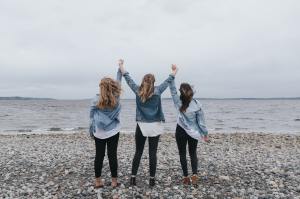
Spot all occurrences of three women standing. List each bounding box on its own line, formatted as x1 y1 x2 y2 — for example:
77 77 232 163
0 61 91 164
89 60 209 188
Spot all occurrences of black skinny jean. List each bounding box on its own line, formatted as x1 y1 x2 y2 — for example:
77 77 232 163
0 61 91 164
176 125 198 177
94 133 119 178
131 124 160 177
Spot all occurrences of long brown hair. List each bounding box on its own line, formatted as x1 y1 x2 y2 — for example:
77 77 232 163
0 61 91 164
138 74 155 103
179 83 194 112
97 77 121 109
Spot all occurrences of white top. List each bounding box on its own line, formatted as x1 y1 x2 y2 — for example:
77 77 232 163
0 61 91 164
138 122 163 137
178 117 201 140
94 124 121 139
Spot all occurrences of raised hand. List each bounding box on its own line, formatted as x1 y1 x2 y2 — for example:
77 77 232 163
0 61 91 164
118 59 125 74
171 64 178 76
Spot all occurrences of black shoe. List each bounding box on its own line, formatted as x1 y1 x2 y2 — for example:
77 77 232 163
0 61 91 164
130 177 136 186
149 178 155 187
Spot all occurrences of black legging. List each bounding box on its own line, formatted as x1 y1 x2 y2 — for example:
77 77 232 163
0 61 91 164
131 124 160 177
176 125 198 177
94 133 119 178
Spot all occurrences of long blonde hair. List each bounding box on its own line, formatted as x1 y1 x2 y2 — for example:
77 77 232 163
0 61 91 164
138 74 155 103
97 77 121 109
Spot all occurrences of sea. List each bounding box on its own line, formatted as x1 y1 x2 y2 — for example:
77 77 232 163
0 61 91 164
0 99 300 134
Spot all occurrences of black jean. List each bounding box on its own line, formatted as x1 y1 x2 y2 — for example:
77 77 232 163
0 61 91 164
176 125 198 177
94 133 119 178
131 124 160 177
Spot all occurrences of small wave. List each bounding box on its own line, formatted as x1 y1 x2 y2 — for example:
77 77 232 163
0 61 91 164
214 128 223 131
18 129 32 132
295 119 300 122
238 117 252 120
238 117 265 121
231 127 249 130
74 127 88 130
0 114 10 117
48 127 87 132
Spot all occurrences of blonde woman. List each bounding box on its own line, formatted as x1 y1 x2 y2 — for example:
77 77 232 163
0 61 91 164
89 59 123 188
119 64 177 187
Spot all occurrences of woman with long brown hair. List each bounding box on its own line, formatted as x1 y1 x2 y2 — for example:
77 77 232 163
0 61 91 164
168 64 209 186
119 63 177 187
89 59 123 188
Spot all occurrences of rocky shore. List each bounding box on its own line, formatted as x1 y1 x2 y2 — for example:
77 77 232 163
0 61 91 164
0 132 299 199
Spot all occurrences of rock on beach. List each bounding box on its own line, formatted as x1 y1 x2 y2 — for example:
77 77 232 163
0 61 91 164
0 132 299 198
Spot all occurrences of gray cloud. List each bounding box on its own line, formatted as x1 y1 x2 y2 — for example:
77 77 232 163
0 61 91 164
0 0 300 99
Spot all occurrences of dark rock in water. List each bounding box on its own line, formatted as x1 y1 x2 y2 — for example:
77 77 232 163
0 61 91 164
49 127 62 131
18 129 32 132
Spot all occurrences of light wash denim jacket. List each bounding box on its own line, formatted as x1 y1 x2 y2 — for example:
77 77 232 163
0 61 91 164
123 72 175 122
89 69 122 137
169 79 208 136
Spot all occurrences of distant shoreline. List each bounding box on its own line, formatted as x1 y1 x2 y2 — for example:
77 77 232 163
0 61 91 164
0 97 55 100
1 96 300 100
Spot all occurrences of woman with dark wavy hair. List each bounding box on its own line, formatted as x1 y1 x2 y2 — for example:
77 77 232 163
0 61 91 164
168 64 209 186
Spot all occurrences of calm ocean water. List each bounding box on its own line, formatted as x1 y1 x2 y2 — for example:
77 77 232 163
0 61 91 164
0 99 300 134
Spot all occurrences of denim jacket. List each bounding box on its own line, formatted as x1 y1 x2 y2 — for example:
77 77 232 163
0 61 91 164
89 69 122 137
123 72 175 122
169 79 208 136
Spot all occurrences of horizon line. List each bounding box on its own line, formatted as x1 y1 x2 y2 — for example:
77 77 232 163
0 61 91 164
1 96 300 100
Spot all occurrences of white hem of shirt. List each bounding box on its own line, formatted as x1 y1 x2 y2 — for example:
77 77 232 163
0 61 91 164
137 122 163 137
94 124 121 139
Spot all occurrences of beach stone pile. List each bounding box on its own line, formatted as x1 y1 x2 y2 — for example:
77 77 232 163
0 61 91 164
0 132 299 199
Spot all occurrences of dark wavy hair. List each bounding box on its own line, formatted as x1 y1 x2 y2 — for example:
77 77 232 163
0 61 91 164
179 83 194 112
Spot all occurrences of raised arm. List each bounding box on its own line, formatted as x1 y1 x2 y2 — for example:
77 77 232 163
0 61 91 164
116 69 122 83
116 59 123 83
169 78 181 110
118 60 139 94
122 72 139 94
157 74 175 94
158 64 178 94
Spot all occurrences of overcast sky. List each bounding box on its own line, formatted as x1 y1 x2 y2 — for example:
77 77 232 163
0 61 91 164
0 0 299 99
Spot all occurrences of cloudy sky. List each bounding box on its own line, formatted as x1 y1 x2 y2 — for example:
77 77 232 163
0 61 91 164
0 0 299 99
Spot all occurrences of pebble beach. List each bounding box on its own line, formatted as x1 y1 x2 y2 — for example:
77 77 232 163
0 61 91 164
1 132 300 199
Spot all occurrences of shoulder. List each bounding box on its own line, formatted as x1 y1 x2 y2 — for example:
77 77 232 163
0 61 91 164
189 99 202 111
154 87 162 95
192 99 203 110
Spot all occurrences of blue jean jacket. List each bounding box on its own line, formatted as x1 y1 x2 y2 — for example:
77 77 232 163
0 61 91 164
123 72 175 122
169 78 208 136
89 69 122 137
